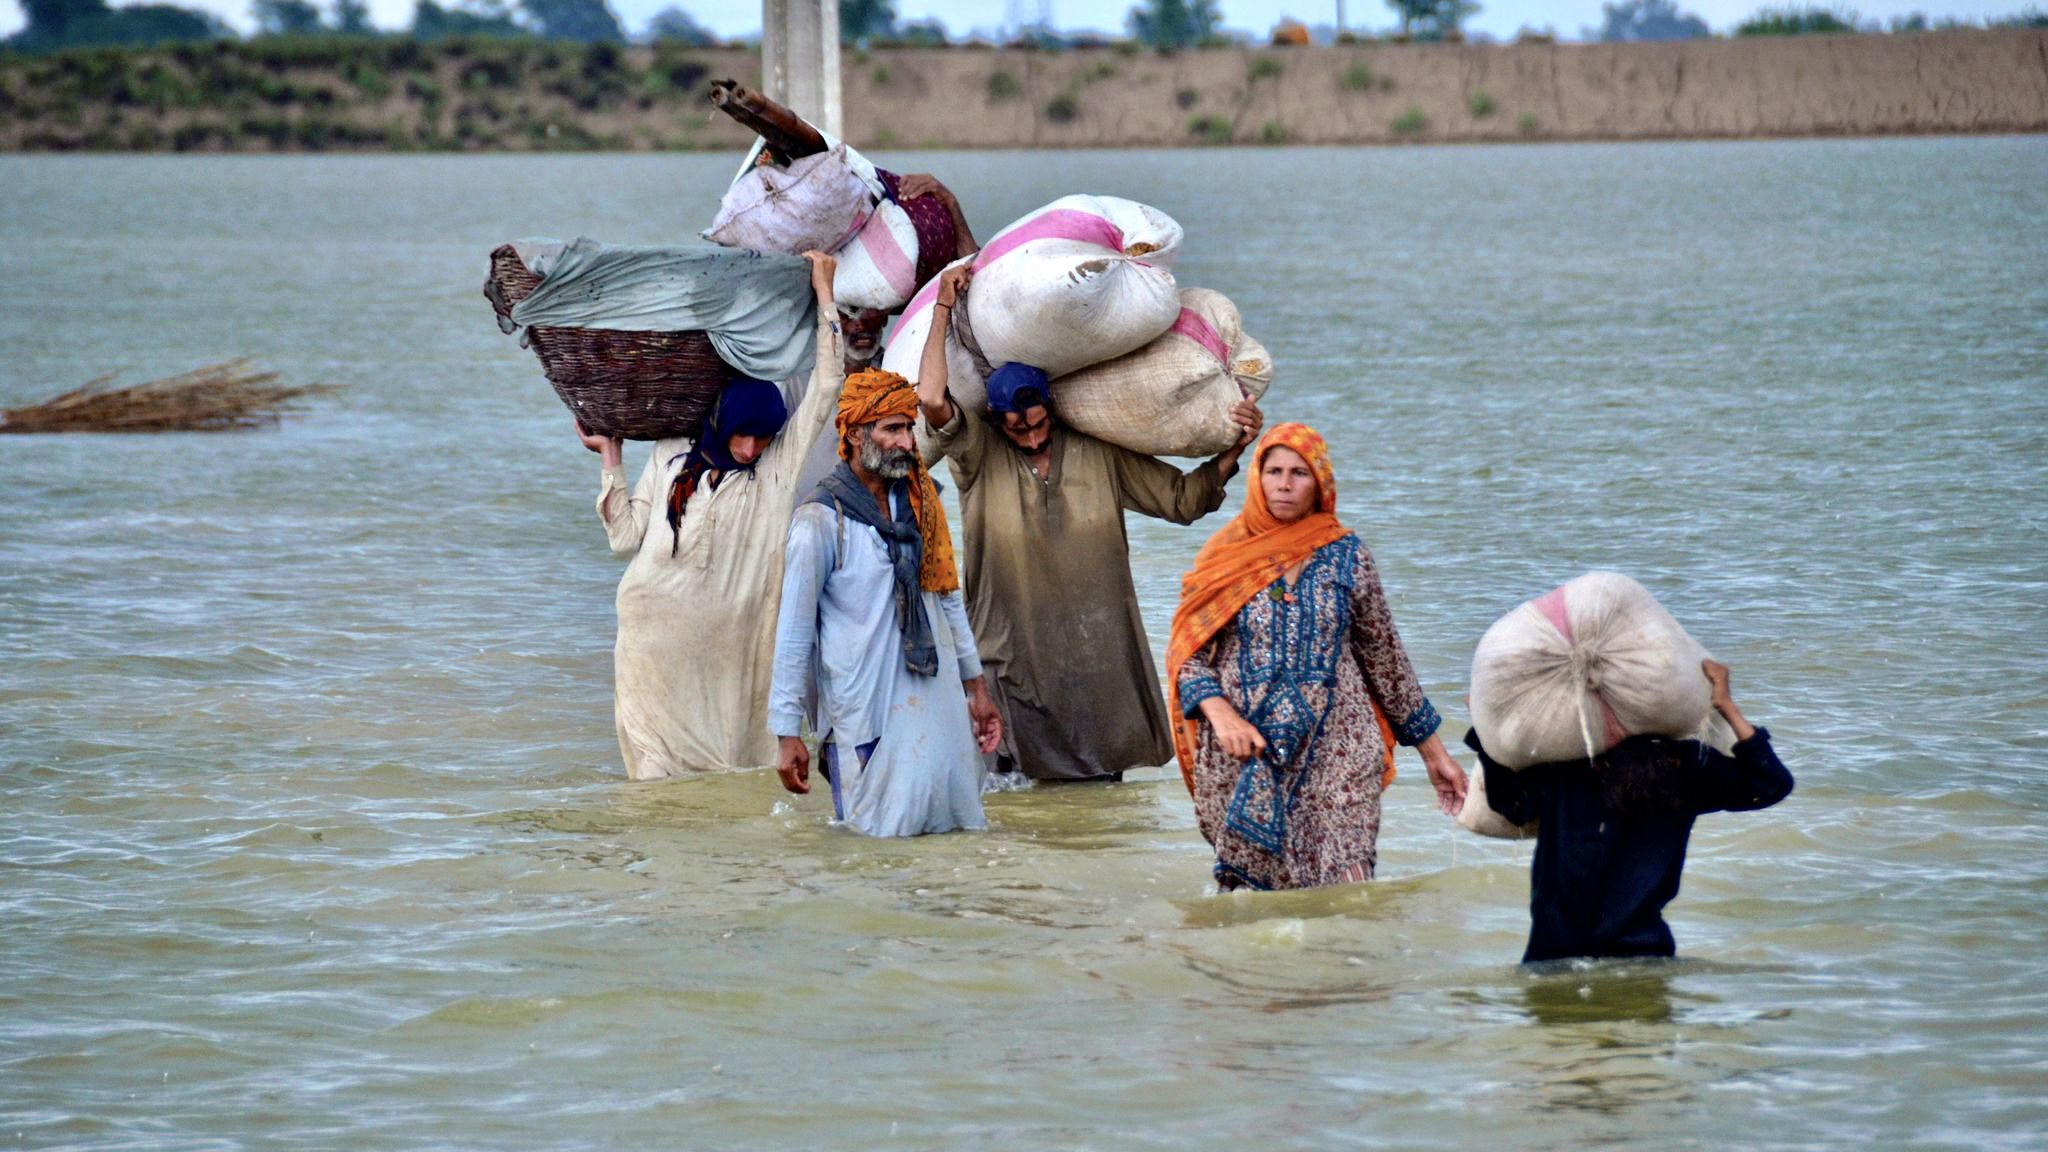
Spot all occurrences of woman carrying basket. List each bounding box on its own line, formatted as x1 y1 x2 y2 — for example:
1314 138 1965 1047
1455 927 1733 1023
1168 423 1467 890
576 252 845 780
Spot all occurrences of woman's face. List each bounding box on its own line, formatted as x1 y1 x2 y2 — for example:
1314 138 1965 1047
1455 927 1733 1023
1260 445 1319 523
727 433 773 466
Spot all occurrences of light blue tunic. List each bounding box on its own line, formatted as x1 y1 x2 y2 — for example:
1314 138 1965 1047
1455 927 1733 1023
768 488 987 837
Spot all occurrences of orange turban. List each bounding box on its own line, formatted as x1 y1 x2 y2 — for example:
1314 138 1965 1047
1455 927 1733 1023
836 369 958 595
1164 423 1396 793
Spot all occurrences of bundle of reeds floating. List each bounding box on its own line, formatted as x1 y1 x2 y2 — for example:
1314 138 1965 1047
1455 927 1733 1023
0 360 332 434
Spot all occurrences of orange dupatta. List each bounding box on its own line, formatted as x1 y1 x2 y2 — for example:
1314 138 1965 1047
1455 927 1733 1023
1164 423 1397 794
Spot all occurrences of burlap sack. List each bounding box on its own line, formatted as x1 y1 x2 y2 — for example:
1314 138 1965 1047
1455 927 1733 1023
705 145 872 256
1049 288 1272 457
1469 572 1714 771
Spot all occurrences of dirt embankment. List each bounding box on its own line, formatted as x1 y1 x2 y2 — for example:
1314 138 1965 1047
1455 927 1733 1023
2 30 2043 152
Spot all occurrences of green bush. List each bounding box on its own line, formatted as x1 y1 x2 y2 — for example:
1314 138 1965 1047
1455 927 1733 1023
987 70 1021 101
1257 119 1287 143
1516 111 1540 135
871 64 891 87
1340 61 1375 91
1174 85 1200 108
1468 90 1495 117
1736 6 1860 34
1187 113 1232 144
1391 105 1426 135
1248 56 1283 81
1044 91 1080 122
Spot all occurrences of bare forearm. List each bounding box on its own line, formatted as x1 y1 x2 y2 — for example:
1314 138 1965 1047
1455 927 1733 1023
917 307 956 427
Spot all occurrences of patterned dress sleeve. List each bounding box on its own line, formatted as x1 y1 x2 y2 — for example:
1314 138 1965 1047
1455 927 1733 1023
1347 540 1441 746
1176 632 1229 718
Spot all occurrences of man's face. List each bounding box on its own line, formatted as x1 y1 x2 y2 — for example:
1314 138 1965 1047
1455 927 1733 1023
842 308 888 366
999 405 1052 455
858 414 917 479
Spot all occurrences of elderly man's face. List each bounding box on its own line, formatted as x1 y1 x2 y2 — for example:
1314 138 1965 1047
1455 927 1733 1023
842 308 889 365
858 414 917 479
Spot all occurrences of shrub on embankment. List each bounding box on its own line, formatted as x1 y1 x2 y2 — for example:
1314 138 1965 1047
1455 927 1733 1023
2 29 2046 152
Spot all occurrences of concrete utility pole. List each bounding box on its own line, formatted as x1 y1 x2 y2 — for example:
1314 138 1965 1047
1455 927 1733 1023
761 0 843 138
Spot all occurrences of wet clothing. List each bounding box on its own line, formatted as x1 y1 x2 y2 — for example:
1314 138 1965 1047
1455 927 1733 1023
1470 727 1795 964
597 311 841 780
921 406 1231 782
1177 534 1442 890
769 483 986 838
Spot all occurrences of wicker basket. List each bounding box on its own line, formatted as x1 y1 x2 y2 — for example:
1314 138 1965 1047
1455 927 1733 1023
485 245 733 441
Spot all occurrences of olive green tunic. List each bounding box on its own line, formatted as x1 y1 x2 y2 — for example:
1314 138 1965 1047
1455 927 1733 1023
922 405 1233 781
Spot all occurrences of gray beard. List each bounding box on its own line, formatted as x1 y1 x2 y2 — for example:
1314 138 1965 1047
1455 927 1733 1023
859 435 915 480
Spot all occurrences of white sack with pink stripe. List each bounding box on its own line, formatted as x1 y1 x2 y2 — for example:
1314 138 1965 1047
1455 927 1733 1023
1047 288 1272 458
831 199 922 312
880 194 1182 381
1469 572 1716 771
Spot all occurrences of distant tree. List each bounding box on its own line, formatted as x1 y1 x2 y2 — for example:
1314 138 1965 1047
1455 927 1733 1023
410 0 523 38
1127 0 1219 49
1735 5 1859 34
19 0 106 40
333 0 376 34
1987 7 2047 27
521 0 623 42
9 0 231 49
1387 0 1480 40
1886 10 1928 30
841 0 896 43
647 5 717 44
895 16 947 45
252 0 325 35
1595 0 1709 40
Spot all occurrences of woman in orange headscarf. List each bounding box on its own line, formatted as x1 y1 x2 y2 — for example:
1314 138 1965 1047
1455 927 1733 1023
1167 424 1467 890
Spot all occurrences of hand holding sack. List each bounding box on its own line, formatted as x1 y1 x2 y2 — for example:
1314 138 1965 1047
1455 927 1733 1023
1457 761 1537 839
1469 572 1717 771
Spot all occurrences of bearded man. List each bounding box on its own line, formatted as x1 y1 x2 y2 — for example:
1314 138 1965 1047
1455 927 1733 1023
767 369 1003 837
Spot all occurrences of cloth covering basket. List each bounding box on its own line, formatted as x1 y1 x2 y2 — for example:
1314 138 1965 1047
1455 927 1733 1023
485 244 733 441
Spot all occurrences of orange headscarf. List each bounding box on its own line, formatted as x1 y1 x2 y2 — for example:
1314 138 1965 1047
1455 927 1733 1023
1165 423 1397 793
836 368 958 595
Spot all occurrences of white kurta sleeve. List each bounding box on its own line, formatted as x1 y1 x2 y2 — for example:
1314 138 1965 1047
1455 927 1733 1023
597 450 660 557
768 504 835 739
938 588 983 682
761 311 846 493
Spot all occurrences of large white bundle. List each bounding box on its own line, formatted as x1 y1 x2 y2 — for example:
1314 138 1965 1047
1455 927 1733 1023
922 194 1183 379
1469 572 1714 771
831 200 921 312
704 145 873 256
1049 288 1272 458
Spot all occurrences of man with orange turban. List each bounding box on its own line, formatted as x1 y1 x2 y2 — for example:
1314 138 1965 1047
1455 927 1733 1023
767 367 1004 837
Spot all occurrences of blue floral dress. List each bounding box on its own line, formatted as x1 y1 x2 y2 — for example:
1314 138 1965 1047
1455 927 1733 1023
1176 534 1442 890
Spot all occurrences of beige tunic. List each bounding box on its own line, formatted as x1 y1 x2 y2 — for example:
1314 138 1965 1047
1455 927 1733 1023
922 406 1232 781
597 312 842 780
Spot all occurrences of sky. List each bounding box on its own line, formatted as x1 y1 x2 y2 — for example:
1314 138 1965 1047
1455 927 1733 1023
1 0 2036 46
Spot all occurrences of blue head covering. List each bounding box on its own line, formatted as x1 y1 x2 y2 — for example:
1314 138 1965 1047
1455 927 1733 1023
986 362 1051 415
693 377 788 473
665 378 788 554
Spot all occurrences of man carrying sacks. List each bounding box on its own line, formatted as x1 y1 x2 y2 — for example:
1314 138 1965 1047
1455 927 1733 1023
768 367 1004 837
913 266 1263 784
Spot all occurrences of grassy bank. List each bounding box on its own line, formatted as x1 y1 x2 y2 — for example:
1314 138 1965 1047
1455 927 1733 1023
3 29 2044 152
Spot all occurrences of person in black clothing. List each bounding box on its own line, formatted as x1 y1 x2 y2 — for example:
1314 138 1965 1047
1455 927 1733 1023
1469 659 1794 965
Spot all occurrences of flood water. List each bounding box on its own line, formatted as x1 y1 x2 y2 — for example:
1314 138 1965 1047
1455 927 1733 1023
3 138 2045 1149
